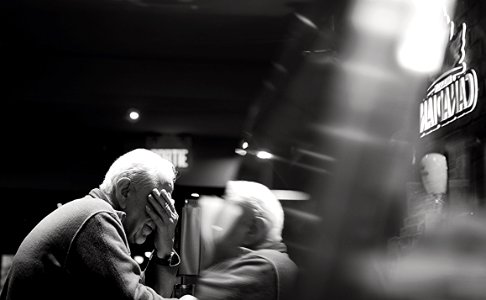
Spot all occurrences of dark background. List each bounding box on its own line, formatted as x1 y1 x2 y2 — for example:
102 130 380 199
0 0 346 261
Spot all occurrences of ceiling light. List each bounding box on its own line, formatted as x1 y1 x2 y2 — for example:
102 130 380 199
235 149 247 156
191 193 200 198
397 0 454 73
295 13 318 30
127 109 140 122
271 190 310 201
129 111 139 120
256 151 273 160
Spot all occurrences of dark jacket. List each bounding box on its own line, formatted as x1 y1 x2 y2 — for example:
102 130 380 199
195 244 297 300
1 189 173 300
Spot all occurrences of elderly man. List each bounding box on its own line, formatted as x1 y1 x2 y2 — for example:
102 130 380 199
194 180 297 300
1 149 180 300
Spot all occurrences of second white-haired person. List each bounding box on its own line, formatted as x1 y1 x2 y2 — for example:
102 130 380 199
191 180 297 300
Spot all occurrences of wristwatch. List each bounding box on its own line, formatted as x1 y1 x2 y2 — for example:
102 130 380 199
152 250 180 267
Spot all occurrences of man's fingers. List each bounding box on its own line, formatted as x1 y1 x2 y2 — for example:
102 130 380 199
152 188 176 213
152 189 177 216
145 204 165 227
146 203 176 227
159 189 176 212
148 194 178 225
148 195 172 222
147 194 163 214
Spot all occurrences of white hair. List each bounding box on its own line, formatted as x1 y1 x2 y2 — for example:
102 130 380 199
224 180 284 246
100 149 176 197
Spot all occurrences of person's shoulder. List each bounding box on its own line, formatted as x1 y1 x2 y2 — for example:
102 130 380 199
251 249 298 281
251 249 298 300
235 248 297 277
252 249 296 267
66 195 114 212
55 196 116 223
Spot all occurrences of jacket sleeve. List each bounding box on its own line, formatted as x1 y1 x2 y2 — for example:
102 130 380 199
143 251 180 298
195 255 277 300
66 211 177 300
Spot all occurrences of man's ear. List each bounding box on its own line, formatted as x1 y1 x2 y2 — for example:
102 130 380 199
115 177 131 209
243 217 269 247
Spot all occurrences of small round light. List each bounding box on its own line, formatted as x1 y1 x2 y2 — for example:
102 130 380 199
144 251 152 258
191 193 200 198
242 141 249 149
129 111 139 120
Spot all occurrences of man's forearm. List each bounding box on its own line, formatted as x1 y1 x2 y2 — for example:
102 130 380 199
143 252 180 298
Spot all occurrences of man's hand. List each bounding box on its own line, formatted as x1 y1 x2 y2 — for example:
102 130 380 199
146 188 179 258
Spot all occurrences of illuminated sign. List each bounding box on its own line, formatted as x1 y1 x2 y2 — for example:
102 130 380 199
419 21 479 138
151 148 189 169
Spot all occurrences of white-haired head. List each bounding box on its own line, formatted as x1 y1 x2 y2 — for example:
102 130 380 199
100 149 176 203
224 180 284 247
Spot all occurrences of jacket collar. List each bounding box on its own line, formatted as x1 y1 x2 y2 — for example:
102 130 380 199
88 188 126 222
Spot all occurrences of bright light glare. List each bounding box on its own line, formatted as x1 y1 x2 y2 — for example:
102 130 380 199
342 60 397 82
397 0 454 73
144 251 152 258
351 0 408 37
191 193 200 198
271 190 310 201
129 111 140 120
134 256 144 264
295 13 318 30
256 151 273 160
235 149 247 156
242 141 249 149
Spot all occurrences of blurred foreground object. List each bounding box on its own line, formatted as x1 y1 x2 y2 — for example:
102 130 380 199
353 210 486 299
295 0 458 299
196 181 297 300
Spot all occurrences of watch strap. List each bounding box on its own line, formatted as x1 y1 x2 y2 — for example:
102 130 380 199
151 250 180 267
